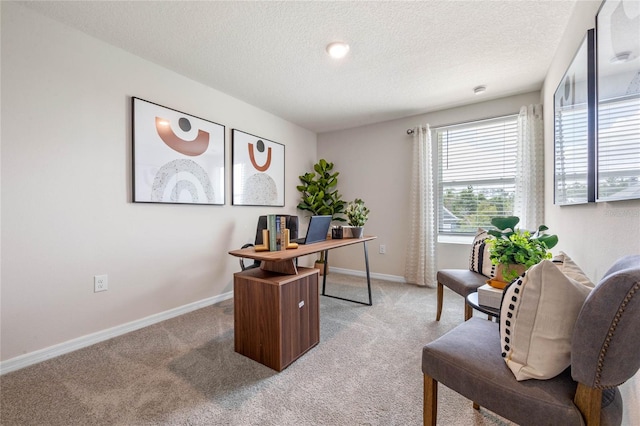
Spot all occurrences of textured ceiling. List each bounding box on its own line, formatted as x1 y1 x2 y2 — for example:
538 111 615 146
19 0 578 133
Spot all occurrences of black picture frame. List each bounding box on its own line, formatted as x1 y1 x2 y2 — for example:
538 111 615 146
231 129 285 206
132 97 225 205
553 29 596 205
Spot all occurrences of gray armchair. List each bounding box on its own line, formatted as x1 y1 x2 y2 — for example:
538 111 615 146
422 255 640 425
436 269 487 321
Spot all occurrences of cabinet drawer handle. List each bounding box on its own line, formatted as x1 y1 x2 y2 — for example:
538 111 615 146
298 301 305 308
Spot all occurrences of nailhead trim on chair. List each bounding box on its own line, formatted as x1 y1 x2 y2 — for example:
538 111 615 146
594 282 639 389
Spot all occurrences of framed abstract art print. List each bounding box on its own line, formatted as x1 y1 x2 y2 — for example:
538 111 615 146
232 129 285 206
132 98 225 205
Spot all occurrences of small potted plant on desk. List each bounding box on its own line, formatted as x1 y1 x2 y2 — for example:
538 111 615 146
486 216 558 286
345 198 370 238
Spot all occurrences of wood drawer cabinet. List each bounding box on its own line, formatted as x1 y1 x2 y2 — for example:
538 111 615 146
233 267 319 371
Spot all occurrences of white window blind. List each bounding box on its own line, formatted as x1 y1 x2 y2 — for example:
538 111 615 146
554 102 590 204
597 94 640 201
436 115 517 234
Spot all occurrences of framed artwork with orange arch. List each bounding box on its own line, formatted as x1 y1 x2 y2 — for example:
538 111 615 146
232 129 285 206
132 97 225 205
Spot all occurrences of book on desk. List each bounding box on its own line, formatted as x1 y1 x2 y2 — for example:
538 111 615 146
263 214 294 251
477 283 504 309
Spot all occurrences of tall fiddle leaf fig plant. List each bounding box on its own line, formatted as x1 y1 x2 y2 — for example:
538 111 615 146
297 159 346 221
297 159 345 264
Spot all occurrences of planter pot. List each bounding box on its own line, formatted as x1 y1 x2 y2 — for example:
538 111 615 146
339 226 364 238
351 226 364 238
494 263 527 283
314 261 327 276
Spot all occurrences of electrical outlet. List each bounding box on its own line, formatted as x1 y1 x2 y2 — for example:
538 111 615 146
94 274 108 292
379 244 386 254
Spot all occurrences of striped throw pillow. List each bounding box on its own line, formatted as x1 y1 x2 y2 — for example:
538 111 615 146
469 228 495 278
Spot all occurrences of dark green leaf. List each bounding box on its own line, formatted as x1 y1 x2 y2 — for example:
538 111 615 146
537 234 559 249
491 216 520 231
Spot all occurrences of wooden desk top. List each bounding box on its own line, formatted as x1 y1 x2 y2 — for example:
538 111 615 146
229 236 377 262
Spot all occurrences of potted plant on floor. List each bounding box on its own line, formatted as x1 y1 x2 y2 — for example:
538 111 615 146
486 216 559 283
297 159 346 272
345 198 370 238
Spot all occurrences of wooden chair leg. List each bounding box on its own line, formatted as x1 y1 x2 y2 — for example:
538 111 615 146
436 282 444 321
574 382 602 426
464 302 473 321
424 374 438 426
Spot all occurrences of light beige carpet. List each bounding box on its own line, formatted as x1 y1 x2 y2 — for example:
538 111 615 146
0 274 545 425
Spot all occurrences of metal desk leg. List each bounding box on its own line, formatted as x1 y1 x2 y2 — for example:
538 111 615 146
321 249 329 295
364 241 372 305
321 242 373 306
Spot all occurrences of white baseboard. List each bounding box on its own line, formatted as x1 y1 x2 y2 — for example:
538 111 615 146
328 267 406 283
1 270 402 375
0 291 233 375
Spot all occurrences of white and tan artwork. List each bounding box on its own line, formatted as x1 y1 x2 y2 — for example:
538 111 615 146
132 98 225 205
232 129 284 206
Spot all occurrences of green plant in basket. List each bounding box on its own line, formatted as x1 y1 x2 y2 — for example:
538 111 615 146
486 216 559 282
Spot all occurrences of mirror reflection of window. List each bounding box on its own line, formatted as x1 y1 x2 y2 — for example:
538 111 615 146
596 0 640 202
554 30 594 205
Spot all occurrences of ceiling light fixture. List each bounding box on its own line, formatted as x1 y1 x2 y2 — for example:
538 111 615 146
473 85 487 95
610 51 633 64
326 42 350 59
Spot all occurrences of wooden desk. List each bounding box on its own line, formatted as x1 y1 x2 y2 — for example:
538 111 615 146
229 236 376 370
234 267 319 371
229 236 376 306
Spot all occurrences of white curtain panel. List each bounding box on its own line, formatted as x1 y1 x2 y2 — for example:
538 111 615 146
514 104 544 230
404 125 437 288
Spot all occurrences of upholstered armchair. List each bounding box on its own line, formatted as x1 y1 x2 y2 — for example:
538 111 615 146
436 229 495 321
422 255 640 425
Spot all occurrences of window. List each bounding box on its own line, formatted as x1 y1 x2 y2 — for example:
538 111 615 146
436 115 518 235
595 0 640 203
554 102 591 203
597 94 640 201
553 29 595 205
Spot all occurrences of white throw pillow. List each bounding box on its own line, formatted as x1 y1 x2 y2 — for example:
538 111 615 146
469 228 495 278
500 252 594 381
553 252 594 288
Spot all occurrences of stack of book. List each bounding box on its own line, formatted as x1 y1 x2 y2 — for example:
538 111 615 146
266 214 289 251
477 283 505 309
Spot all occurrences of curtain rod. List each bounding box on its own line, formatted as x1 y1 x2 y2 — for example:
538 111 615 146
405 126 427 135
406 112 521 135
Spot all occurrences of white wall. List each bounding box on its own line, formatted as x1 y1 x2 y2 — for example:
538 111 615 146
319 0 640 283
0 3 316 362
318 92 541 278
4 0 639 368
542 0 640 281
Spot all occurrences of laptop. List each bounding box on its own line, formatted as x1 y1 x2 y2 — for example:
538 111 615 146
292 215 332 244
